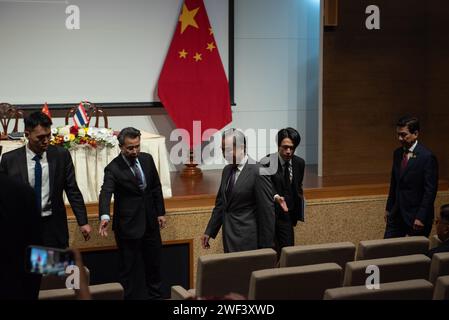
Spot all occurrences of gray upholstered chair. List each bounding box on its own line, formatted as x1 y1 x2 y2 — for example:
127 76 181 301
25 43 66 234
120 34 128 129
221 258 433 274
324 279 433 300
433 275 449 300
429 252 449 283
171 248 277 300
343 254 431 286
356 236 429 260
248 263 342 300
279 242 356 269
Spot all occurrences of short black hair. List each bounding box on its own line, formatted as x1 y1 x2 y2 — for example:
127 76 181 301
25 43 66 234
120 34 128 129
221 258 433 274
441 204 449 223
118 127 141 146
276 127 301 149
397 116 420 134
222 128 247 153
24 111 52 131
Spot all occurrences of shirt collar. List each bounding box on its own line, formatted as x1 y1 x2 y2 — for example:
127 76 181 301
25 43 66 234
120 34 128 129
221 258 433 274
26 144 46 161
121 153 139 166
278 154 291 166
408 140 418 153
236 155 248 171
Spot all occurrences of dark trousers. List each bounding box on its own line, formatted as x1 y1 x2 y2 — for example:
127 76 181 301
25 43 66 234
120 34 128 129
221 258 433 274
42 215 67 249
384 214 432 238
115 228 162 300
274 212 295 258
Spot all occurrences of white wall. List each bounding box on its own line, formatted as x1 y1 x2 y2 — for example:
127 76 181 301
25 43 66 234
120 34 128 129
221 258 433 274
233 0 320 165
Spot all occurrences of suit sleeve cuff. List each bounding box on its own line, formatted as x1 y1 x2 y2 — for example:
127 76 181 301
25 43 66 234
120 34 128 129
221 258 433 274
100 215 110 221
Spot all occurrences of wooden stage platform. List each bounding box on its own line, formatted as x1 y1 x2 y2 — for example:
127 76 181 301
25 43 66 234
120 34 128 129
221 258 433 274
165 165 449 211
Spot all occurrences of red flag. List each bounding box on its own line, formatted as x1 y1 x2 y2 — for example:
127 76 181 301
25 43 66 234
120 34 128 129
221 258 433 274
158 0 232 147
41 102 51 119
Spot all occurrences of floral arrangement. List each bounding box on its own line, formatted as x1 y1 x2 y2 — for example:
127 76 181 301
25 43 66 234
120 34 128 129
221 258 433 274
50 125 118 150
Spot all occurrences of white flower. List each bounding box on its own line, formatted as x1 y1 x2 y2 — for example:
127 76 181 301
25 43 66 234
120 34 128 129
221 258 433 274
78 129 86 137
51 128 58 135
63 135 70 142
59 126 70 136
105 135 118 146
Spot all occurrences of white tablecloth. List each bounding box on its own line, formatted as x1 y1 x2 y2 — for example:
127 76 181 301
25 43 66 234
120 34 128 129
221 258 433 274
0 131 172 203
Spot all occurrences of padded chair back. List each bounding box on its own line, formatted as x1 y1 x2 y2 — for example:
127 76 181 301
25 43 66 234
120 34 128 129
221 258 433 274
343 254 431 286
248 263 342 300
433 275 449 300
279 242 356 268
324 279 433 300
356 236 429 260
429 252 449 283
196 248 277 298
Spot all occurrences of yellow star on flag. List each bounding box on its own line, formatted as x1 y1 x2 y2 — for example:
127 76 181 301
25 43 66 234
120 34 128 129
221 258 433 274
206 42 216 52
209 27 213 35
193 52 202 62
178 49 188 59
179 4 199 34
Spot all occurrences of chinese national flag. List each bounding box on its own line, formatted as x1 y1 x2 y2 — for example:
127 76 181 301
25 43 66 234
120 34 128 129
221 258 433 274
41 102 51 119
158 0 232 147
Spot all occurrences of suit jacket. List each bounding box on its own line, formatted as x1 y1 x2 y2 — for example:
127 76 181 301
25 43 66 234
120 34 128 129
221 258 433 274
261 153 305 225
205 159 275 253
99 152 165 239
0 172 42 299
386 143 438 227
0 145 88 247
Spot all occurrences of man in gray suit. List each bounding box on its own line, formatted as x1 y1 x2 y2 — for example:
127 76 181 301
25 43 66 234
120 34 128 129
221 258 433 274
201 129 275 253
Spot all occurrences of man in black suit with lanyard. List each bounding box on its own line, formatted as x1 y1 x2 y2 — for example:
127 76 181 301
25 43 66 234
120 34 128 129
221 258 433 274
384 116 438 238
0 111 91 248
99 127 166 300
261 127 305 256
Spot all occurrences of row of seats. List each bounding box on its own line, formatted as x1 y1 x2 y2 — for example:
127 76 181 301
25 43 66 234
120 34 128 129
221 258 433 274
171 236 449 300
38 267 123 300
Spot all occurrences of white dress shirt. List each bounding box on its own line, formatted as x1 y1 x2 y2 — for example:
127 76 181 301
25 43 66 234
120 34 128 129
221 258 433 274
26 146 51 216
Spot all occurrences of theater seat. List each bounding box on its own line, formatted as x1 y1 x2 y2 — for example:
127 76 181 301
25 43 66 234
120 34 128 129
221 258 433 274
248 263 342 300
171 248 277 300
343 254 431 286
430 235 443 250
429 252 449 283
356 236 429 260
39 283 123 300
279 242 356 269
433 275 449 300
324 279 433 300
40 267 90 290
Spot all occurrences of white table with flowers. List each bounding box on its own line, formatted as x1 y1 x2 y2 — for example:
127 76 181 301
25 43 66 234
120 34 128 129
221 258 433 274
0 127 172 203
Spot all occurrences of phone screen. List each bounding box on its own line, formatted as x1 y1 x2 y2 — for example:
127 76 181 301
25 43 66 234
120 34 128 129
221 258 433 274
26 246 75 276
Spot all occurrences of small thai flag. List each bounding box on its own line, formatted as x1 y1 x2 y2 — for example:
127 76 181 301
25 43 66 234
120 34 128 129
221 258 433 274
73 102 89 128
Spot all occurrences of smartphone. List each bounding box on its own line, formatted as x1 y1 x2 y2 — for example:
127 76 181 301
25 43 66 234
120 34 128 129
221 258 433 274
26 245 75 276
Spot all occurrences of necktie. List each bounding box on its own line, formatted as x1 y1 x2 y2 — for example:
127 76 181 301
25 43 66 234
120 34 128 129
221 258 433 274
226 165 237 199
33 154 42 211
401 150 409 173
131 160 145 190
284 161 292 184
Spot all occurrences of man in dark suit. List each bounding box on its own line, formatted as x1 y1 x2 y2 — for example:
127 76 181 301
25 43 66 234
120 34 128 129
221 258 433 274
384 116 439 238
98 127 166 300
261 127 305 256
0 111 91 248
428 204 449 257
201 129 275 253
0 172 42 299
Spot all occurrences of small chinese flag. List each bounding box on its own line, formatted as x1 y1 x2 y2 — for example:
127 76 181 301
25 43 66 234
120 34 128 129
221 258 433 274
158 0 232 147
41 102 51 119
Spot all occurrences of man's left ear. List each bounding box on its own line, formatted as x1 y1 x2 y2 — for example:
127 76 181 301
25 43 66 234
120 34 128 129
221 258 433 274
24 130 30 138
